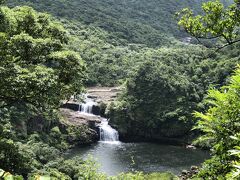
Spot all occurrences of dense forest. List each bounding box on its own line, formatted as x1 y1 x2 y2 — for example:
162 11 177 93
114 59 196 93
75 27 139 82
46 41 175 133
0 0 240 179
7 0 206 47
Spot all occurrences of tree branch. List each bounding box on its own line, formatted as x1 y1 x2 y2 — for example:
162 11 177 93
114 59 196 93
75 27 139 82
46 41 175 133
195 35 222 40
216 39 240 51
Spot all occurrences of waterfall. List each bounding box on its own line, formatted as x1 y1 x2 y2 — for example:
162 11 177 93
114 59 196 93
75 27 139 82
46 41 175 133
79 95 120 143
79 95 96 114
99 118 119 142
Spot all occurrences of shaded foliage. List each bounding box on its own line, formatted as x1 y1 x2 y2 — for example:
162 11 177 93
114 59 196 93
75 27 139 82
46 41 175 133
193 67 240 179
0 6 85 110
108 45 239 141
0 5 88 178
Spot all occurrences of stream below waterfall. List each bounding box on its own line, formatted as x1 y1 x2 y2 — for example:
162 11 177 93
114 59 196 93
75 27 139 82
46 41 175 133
67 142 209 176
70 96 210 176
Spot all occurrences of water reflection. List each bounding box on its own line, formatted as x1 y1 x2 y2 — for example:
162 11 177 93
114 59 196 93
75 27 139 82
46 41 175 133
68 142 209 176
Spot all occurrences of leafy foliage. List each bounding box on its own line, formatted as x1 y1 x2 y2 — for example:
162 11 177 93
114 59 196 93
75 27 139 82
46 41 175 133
177 0 240 49
0 4 88 178
193 67 240 178
0 6 85 110
108 45 239 140
227 135 240 179
112 172 178 180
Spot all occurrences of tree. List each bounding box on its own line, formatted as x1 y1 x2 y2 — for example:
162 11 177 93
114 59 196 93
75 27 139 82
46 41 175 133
0 5 86 176
228 135 240 179
177 0 240 50
193 67 240 178
0 6 86 110
0 0 5 5
108 46 211 139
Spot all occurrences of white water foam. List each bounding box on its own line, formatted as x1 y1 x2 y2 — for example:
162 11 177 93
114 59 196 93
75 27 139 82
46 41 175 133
79 95 120 143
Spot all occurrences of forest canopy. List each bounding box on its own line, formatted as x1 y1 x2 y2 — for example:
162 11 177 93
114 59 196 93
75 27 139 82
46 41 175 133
0 6 85 110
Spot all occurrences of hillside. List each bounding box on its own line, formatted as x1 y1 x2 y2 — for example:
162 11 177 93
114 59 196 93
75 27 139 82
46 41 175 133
7 0 215 47
6 0 235 86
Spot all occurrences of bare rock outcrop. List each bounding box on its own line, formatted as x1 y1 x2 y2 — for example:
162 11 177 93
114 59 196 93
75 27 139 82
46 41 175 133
59 108 101 144
60 108 101 126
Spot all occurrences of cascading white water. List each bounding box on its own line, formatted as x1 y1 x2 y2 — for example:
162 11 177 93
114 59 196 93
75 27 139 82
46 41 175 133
79 95 119 143
79 95 96 114
99 118 119 142
79 101 96 114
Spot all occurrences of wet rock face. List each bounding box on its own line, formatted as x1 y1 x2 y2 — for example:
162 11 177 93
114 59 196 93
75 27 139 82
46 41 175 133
92 105 100 115
60 103 101 116
87 95 98 99
61 103 79 111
